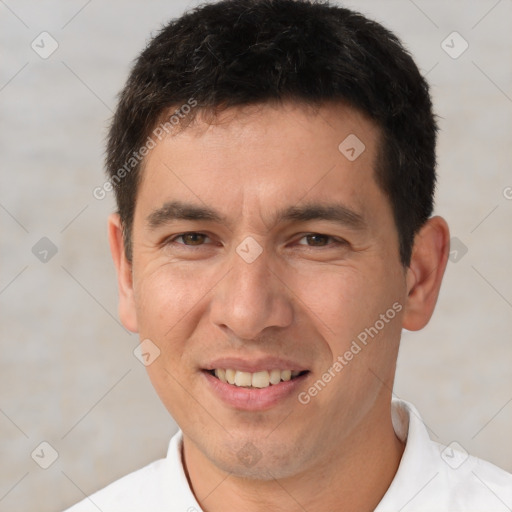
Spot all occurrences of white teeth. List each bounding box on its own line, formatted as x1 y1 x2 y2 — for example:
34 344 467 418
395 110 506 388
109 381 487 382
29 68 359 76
234 371 252 387
212 368 304 388
251 371 270 388
215 368 227 383
281 370 292 381
269 369 281 385
225 368 236 385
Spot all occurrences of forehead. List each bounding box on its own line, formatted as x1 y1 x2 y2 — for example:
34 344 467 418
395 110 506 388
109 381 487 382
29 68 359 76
136 101 386 230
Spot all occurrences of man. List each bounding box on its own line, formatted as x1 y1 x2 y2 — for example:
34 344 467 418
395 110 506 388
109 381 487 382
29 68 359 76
66 0 512 510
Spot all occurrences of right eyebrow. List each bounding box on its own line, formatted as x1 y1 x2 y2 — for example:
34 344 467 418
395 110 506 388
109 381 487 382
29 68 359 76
146 200 228 230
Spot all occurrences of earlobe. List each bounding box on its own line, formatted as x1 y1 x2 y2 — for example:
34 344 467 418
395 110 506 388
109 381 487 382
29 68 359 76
108 213 139 333
402 216 450 331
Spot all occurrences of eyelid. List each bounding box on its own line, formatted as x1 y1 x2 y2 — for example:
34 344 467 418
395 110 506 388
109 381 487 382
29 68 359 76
294 233 347 247
297 234 329 244
165 231 213 246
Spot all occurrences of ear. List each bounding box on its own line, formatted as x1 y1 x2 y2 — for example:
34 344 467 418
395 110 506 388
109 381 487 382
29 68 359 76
108 213 138 333
402 216 450 331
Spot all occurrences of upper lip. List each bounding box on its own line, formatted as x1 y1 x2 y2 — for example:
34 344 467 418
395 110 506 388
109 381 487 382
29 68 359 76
203 357 310 373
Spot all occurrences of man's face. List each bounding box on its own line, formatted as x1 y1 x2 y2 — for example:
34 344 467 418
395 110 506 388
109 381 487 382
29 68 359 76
118 102 410 478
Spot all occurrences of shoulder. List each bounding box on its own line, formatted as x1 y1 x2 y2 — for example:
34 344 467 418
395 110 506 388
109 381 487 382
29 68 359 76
63 457 170 512
430 439 512 508
62 429 200 512
380 399 512 511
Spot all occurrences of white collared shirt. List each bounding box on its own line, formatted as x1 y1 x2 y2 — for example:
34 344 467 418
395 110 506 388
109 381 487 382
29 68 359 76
64 399 512 511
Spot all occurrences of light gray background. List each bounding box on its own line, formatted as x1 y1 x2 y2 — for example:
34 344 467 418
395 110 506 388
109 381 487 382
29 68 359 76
1 1 511 511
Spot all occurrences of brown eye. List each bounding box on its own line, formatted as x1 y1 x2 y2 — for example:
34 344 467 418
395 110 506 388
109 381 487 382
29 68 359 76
297 233 335 247
174 232 209 245
304 234 330 246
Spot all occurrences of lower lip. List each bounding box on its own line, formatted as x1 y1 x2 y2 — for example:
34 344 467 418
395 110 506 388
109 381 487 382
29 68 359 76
202 370 309 411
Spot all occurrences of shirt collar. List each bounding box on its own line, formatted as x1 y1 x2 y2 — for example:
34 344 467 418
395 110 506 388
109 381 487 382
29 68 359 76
375 398 443 511
165 431 204 510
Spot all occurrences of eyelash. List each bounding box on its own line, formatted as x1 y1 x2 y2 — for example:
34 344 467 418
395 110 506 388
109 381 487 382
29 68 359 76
165 232 346 249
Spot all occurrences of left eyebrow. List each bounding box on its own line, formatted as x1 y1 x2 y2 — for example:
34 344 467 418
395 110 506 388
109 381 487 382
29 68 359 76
145 199 367 232
274 202 367 232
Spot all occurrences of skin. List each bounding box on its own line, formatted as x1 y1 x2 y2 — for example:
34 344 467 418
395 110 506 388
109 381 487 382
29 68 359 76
109 101 450 512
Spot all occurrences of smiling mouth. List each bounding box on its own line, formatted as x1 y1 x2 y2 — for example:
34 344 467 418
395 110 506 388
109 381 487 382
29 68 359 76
205 369 309 389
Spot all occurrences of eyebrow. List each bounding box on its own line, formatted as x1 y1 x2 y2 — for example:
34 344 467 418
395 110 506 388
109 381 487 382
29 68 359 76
146 200 367 232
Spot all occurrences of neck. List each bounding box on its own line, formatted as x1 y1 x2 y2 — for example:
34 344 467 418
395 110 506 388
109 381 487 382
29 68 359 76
182 400 404 512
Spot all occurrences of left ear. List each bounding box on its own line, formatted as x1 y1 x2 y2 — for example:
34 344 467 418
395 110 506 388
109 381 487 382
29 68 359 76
402 216 450 331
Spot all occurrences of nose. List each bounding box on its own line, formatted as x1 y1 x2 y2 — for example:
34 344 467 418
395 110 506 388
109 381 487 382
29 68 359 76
209 241 294 341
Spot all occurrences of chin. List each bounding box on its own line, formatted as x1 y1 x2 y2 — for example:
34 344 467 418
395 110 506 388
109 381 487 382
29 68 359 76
209 436 308 481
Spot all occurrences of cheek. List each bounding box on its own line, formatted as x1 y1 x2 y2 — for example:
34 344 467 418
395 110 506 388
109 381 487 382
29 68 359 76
133 262 211 333
290 264 373 340
132 260 230 379
291 261 404 354
132 264 211 413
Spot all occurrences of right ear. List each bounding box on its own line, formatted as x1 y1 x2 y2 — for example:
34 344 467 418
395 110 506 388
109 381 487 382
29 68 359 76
108 213 138 333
